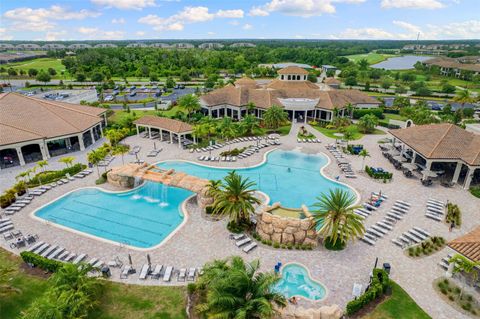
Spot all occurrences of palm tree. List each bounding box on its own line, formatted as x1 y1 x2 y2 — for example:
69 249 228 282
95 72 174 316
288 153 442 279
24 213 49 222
359 149 370 171
343 128 355 147
312 189 365 247
246 102 256 115
36 160 48 173
206 179 222 198
453 89 475 111
212 171 261 224
448 254 480 299
240 114 260 136
178 94 201 121
358 58 369 71
263 105 288 131
196 256 286 319
58 156 75 168
112 144 130 165
87 149 106 177
218 117 236 140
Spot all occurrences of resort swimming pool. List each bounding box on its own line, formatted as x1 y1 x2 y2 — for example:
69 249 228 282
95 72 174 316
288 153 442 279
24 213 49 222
273 263 326 301
34 182 193 248
156 150 355 209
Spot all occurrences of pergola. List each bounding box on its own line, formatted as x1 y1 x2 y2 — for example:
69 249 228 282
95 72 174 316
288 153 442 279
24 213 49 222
133 116 195 148
389 123 480 189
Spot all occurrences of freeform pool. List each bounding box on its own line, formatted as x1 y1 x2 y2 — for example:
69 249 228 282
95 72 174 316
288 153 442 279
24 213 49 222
274 263 326 301
157 149 356 209
34 182 193 248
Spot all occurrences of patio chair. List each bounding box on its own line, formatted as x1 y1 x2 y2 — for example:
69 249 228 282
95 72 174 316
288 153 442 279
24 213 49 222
139 264 151 280
150 265 163 279
120 265 133 279
163 266 173 282
178 268 187 281
72 253 87 264
236 237 251 247
187 268 196 281
243 242 257 253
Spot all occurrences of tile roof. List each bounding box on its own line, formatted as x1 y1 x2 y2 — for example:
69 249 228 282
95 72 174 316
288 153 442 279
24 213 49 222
0 93 106 147
277 66 309 75
324 77 341 84
424 57 480 72
134 116 193 133
448 226 480 262
389 123 480 166
200 79 379 111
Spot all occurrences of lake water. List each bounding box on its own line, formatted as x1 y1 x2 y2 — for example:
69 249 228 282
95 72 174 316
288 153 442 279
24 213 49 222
372 55 431 70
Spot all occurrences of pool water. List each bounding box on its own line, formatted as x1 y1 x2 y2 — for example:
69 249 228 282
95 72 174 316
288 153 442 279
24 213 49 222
273 263 326 301
156 150 355 209
34 182 193 248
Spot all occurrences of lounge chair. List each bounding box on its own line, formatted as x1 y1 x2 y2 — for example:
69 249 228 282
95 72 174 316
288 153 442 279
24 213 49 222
150 264 163 279
41 245 59 258
425 213 442 221
35 243 51 254
47 247 65 259
187 268 196 281
72 253 87 264
178 268 187 281
236 237 251 247
0 225 14 233
139 264 150 280
64 253 77 262
361 237 375 245
27 241 44 253
163 266 173 282
120 265 133 279
243 242 257 253
231 233 245 240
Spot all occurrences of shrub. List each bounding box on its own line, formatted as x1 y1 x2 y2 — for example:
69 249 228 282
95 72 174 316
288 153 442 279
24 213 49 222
226 220 250 233
0 189 16 208
13 181 27 196
365 165 393 180
441 288 447 295
205 206 214 215
445 203 461 227
449 296 454 301
346 269 390 315
352 108 384 119
27 163 86 187
20 251 62 273
187 283 196 294
324 237 346 251
273 242 280 248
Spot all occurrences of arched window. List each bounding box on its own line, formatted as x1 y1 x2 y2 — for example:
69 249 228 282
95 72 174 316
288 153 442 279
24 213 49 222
281 75 284 80
297 75 300 80
304 75 307 80
287 75 291 80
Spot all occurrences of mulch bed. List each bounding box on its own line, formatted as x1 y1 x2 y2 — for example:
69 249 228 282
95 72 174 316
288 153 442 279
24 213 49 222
345 290 392 319
19 262 51 279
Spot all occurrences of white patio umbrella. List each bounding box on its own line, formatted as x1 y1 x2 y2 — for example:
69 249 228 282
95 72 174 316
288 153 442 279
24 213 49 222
268 133 280 139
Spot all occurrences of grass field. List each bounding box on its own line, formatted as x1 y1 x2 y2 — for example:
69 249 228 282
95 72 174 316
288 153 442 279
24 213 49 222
362 281 431 319
3 58 68 76
108 106 188 126
345 53 399 65
0 248 187 319
312 124 384 140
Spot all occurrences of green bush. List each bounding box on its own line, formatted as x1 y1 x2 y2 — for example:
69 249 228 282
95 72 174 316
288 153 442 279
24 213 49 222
273 242 280 248
205 206 214 215
445 203 461 227
324 237 346 251
226 220 250 233
0 189 16 208
365 165 393 180
470 186 480 199
187 283 197 294
220 147 247 157
346 268 391 315
27 163 86 187
20 251 62 273
352 108 384 120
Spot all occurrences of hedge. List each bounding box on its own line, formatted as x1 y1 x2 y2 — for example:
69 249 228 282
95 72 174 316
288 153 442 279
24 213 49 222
383 108 400 115
27 163 86 187
346 268 390 315
365 165 393 180
352 108 384 120
20 251 63 273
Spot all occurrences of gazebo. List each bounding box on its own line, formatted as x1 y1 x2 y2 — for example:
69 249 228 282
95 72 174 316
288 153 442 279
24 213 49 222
133 116 194 148
389 123 480 189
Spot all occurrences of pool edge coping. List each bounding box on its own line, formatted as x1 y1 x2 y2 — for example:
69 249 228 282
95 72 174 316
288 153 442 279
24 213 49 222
29 183 196 252
277 261 329 303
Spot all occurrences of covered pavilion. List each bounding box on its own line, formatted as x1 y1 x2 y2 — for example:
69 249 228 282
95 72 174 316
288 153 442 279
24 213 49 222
133 116 194 148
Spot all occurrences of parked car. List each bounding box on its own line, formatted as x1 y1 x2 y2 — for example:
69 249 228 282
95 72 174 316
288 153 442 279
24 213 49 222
129 91 137 97
104 95 114 101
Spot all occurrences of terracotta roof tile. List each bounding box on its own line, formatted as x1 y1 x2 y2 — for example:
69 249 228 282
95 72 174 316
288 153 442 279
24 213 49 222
0 93 105 147
448 226 480 262
277 66 309 75
389 123 480 166
133 116 193 133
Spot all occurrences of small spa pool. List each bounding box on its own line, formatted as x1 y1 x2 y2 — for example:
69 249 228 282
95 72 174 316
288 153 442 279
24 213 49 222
273 263 326 301
34 182 193 248
157 149 356 209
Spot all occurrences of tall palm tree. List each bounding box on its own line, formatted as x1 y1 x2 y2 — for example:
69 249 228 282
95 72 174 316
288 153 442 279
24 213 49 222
312 189 365 247
112 144 130 165
359 149 370 171
87 149 106 177
196 256 286 319
36 160 48 173
263 105 288 131
58 156 75 168
240 114 260 136
453 89 475 111
206 179 222 198
178 94 201 121
212 171 261 224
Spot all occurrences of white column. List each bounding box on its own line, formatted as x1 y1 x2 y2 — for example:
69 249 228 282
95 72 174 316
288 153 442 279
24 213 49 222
193 135 197 144
16 147 26 166
90 128 95 144
136 125 139 136
148 126 152 139
452 162 462 184
304 111 307 123
411 151 416 164
78 134 85 151
208 108 212 117
238 108 242 120
178 134 182 149
170 132 173 144
464 167 474 190
293 110 295 123
39 143 48 160
43 141 51 159
422 160 432 179
160 129 163 141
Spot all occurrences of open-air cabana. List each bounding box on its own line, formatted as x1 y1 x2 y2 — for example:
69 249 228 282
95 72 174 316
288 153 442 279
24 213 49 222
389 123 480 189
0 93 107 170
133 116 195 148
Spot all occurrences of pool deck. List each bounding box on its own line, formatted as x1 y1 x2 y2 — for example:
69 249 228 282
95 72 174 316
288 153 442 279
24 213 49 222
1 122 479 319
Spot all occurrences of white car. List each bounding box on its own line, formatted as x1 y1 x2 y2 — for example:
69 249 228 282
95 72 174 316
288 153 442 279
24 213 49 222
104 95 114 101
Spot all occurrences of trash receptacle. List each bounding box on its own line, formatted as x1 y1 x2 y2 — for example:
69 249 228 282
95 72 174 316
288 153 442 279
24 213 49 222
101 266 111 278
383 263 391 274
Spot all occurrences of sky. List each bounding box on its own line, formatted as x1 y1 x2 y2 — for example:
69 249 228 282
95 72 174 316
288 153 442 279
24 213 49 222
1 0 479 41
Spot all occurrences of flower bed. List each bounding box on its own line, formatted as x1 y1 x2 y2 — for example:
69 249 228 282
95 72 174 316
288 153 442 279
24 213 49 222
407 236 446 258
365 165 393 181
435 277 480 317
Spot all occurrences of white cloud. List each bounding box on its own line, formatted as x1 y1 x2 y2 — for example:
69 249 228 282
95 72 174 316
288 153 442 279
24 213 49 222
0 28 13 40
138 6 243 31
44 31 67 41
207 31 215 35
77 27 124 39
91 0 156 10
392 20 421 34
425 20 480 39
229 20 240 26
135 31 145 36
112 18 126 24
381 0 445 9
242 23 253 30
332 27 395 39
2 5 100 31
249 0 365 17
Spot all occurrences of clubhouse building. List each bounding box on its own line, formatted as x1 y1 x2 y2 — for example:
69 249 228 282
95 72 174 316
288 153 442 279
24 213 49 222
0 93 107 169
200 66 380 122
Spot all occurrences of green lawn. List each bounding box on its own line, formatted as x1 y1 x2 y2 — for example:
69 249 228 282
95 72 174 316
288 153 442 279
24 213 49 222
383 113 407 121
0 248 187 319
2 58 69 77
344 53 399 65
363 281 431 319
108 106 188 126
312 124 384 140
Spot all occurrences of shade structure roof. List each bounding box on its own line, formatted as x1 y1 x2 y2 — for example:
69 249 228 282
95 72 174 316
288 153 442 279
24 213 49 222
448 226 480 262
0 92 106 147
134 116 193 134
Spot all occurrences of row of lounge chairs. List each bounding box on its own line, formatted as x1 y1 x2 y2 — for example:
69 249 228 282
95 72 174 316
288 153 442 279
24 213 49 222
391 227 431 248
27 241 95 266
192 136 265 153
147 148 162 157
385 200 411 222
325 144 358 178
121 264 199 282
198 155 237 162
98 155 115 167
238 140 280 159
354 192 388 220
424 198 446 222
231 233 258 253
297 138 321 143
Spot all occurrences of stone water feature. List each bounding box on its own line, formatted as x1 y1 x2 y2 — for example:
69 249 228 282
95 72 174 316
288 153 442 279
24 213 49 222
107 163 214 208
255 202 318 246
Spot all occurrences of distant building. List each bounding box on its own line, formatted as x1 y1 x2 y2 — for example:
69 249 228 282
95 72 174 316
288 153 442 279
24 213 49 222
230 42 256 48
423 56 480 78
67 43 92 50
126 43 148 48
42 43 66 50
94 43 118 48
16 43 42 50
0 43 15 51
170 43 194 49
321 65 337 73
200 66 379 122
149 43 171 48
199 42 224 49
